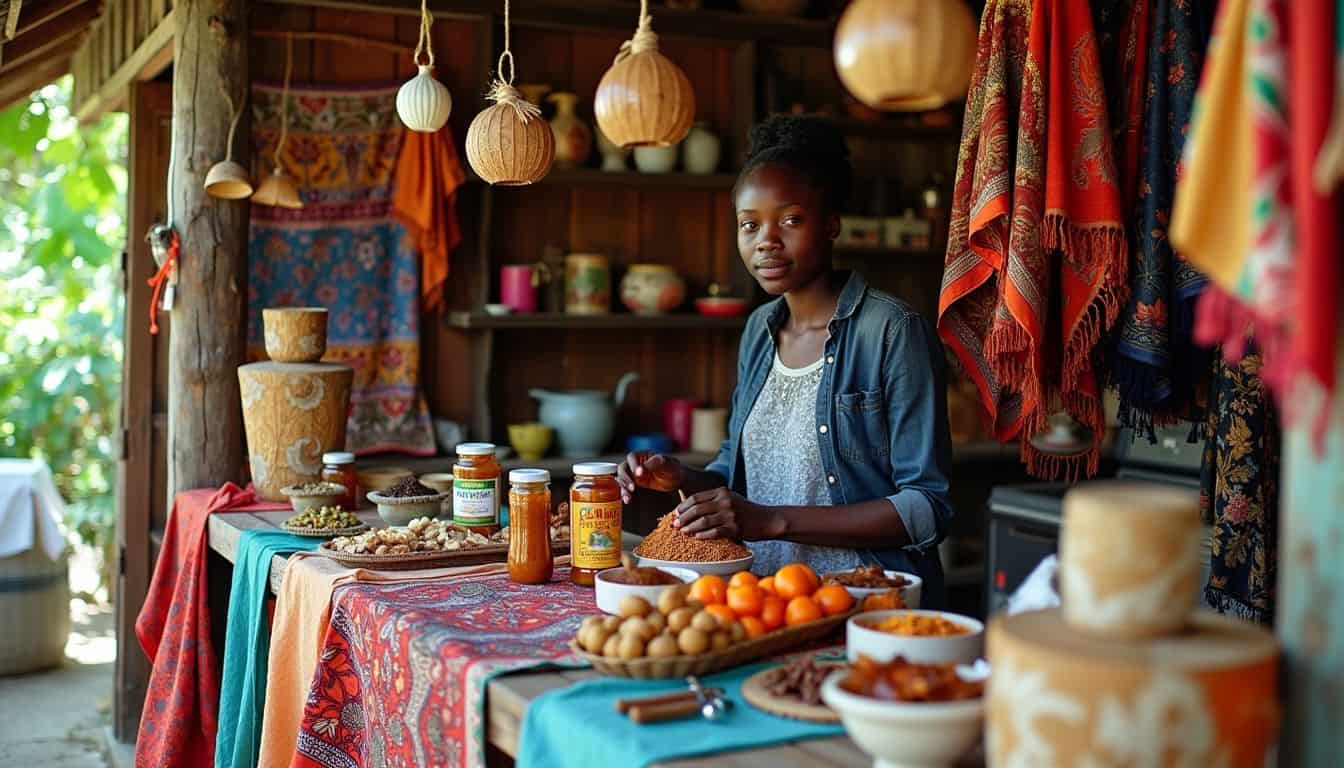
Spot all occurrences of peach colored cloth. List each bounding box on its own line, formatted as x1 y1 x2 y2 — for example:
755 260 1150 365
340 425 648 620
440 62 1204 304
258 553 570 768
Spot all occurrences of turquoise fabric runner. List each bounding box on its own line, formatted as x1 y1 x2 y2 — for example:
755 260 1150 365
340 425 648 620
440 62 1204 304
215 529 319 768
517 659 845 768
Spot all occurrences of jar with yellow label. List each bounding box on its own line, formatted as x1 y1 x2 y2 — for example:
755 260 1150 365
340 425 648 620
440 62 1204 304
453 442 500 535
569 462 621 587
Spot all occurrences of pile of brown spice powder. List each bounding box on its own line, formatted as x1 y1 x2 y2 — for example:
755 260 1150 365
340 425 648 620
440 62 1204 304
635 512 751 562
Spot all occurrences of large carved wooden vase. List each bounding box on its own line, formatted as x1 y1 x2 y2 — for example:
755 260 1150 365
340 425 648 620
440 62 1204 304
238 309 353 501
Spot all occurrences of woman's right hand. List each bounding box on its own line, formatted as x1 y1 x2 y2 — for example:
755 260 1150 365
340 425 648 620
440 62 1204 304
617 451 685 503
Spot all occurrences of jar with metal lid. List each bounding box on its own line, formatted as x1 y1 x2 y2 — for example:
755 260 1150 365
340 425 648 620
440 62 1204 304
453 442 501 534
320 451 359 511
508 469 553 584
569 462 621 586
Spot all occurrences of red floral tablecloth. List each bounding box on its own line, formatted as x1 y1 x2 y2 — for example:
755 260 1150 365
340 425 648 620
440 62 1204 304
293 569 591 768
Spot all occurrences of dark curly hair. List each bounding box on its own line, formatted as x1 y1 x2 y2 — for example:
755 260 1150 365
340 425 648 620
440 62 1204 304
734 114 853 213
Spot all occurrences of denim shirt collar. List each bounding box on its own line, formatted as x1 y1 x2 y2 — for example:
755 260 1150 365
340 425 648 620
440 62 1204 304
763 270 870 336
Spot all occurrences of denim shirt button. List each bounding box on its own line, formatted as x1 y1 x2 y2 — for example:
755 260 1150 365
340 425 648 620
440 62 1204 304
825 355 834 364
818 424 828 434
827 474 836 484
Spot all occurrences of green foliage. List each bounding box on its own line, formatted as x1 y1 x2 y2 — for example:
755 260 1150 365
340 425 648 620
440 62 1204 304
0 77 128 580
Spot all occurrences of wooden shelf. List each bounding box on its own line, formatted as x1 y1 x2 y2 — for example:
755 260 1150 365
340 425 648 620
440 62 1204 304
833 116 963 141
466 167 739 190
834 246 943 260
445 311 750 330
362 451 719 479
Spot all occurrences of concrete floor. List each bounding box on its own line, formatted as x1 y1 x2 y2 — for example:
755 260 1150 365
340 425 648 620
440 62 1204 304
0 549 115 768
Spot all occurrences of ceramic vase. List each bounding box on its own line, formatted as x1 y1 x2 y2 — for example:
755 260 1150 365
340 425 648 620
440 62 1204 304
396 65 453 132
682 122 721 174
596 126 630 172
548 92 593 169
620 264 685 315
564 253 611 315
634 144 678 174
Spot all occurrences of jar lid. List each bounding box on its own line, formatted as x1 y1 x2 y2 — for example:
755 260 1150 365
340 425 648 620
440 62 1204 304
572 461 618 476
509 469 551 484
322 451 355 464
456 442 496 456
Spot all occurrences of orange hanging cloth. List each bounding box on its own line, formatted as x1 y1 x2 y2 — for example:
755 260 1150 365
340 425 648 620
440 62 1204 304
393 127 466 313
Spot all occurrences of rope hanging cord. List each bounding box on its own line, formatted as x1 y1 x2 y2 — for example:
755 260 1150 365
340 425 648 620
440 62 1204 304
414 0 436 67
487 0 541 123
614 0 659 63
221 84 243 162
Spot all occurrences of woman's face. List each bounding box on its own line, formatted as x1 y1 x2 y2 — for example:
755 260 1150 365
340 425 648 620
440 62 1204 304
735 163 838 296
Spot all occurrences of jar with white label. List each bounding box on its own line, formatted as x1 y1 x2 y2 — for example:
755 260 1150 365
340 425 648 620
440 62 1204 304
453 442 500 535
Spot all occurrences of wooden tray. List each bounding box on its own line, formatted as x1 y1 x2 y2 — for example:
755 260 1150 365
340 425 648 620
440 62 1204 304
317 538 569 570
740 663 842 723
282 522 369 538
571 609 856 679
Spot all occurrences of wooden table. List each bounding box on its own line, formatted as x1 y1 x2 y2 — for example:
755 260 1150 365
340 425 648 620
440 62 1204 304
205 510 878 766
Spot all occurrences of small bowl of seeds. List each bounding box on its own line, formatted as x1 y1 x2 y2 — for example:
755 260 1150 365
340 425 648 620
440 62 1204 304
282 481 349 513
367 476 448 526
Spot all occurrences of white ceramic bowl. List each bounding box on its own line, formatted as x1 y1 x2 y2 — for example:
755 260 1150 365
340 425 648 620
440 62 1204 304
846 609 984 665
823 569 923 609
632 552 755 578
281 486 346 513
821 672 984 768
594 566 699 615
483 303 513 316
366 491 447 527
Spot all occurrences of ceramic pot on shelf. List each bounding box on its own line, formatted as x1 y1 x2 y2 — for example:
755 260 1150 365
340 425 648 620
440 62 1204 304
564 253 611 315
682 122 722 175
518 83 552 110
634 144 678 174
662 398 701 452
596 125 630 172
548 92 593 169
620 264 686 315
529 372 640 457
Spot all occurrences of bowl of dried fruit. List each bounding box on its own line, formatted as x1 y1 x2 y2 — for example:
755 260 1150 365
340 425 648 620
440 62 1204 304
281 481 349 513
846 609 983 665
595 555 698 615
367 476 448 526
821 655 987 768
632 512 755 576
822 565 922 609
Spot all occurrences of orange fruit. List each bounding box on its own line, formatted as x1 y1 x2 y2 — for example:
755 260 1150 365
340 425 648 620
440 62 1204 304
728 571 759 590
704 603 737 627
784 596 824 627
689 574 728 606
726 585 765 618
740 616 767 639
774 564 819 600
759 595 786 631
813 584 855 616
757 575 776 594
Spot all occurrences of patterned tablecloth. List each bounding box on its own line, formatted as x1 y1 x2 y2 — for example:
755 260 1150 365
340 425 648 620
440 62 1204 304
293 569 591 768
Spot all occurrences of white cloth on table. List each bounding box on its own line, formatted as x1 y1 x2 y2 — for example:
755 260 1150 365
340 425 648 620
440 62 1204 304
0 459 67 560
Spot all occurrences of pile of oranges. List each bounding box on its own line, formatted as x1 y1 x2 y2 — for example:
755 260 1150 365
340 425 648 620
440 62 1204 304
686 563 854 640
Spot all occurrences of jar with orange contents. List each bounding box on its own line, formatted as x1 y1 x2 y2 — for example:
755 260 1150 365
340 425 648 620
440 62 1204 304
569 462 622 587
507 469 553 584
453 442 501 535
320 452 359 511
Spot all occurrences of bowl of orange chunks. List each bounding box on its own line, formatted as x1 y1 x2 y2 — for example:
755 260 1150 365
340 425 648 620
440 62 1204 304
684 563 863 640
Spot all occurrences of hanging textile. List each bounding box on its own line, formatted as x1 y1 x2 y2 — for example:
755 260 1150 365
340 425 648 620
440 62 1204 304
939 0 1127 479
1201 344 1280 625
1092 0 1151 207
1173 0 1340 449
248 83 445 456
1110 0 1217 438
393 129 466 313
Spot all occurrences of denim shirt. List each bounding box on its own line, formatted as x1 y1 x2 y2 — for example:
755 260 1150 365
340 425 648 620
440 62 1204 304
704 272 954 606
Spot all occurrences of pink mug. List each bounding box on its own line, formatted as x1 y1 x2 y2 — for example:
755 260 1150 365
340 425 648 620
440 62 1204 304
662 398 702 452
500 265 537 314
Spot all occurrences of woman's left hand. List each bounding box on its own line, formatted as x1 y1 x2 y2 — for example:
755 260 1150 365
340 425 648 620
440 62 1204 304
674 488 777 541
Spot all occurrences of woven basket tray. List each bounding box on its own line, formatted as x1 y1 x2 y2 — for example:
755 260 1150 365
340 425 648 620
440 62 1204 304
740 662 843 723
318 538 568 570
571 609 855 679
282 522 370 538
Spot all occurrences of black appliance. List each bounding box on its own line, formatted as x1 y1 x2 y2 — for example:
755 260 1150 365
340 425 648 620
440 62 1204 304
985 426 1205 615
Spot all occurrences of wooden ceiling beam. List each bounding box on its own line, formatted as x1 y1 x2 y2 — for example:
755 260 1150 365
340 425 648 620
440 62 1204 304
0 0 97 71
2 0 22 40
0 53 66 108
14 0 92 37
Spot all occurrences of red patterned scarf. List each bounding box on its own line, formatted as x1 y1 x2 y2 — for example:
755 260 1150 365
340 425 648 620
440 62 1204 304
940 0 1128 479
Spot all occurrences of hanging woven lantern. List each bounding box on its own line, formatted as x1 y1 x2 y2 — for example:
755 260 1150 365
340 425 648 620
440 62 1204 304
252 36 305 209
593 0 695 148
396 0 452 132
205 88 254 199
464 3 554 185
834 0 977 112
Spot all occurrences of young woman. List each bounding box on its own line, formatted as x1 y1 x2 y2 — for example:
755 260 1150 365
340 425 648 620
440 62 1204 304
617 116 954 604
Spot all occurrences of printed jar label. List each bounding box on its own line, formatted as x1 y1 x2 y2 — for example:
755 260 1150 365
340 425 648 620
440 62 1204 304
453 477 498 526
571 500 621 569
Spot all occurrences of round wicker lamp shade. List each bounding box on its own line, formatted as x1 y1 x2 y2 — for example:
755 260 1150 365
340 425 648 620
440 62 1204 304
466 98 555 185
834 0 977 112
595 49 696 148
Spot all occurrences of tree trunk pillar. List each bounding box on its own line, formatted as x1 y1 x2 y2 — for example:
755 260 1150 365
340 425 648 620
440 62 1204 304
166 0 248 500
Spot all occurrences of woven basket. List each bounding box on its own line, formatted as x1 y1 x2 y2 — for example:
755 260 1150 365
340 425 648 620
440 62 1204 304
571 609 855 679
0 546 70 676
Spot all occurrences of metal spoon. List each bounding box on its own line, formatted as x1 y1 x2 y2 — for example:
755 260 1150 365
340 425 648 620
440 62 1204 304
687 676 731 721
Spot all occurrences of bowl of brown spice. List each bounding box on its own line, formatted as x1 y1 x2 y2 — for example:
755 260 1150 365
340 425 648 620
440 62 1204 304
633 512 754 576
367 476 448 526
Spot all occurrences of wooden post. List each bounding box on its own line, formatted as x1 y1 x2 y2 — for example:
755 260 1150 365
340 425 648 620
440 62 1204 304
1277 318 1344 765
165 0 247 500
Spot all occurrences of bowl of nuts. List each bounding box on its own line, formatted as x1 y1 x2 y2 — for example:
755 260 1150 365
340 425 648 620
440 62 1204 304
281 481 349 513
367 476 448 526
283 506 368 537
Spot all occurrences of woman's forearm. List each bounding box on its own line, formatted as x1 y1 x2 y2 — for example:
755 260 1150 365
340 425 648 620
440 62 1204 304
757 498 911 548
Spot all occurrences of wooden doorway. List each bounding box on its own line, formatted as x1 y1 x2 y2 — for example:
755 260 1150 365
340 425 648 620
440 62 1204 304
113 78 173 742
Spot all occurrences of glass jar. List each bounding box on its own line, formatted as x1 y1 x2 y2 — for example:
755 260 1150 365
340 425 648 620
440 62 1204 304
569 462 622 587
320 451 359 510
453 442 501 535
508 469 553 584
